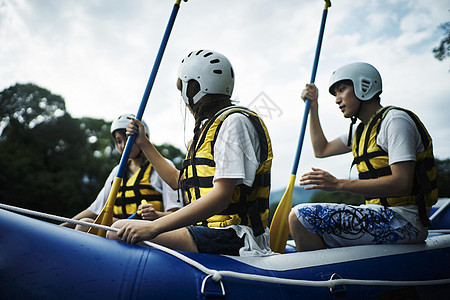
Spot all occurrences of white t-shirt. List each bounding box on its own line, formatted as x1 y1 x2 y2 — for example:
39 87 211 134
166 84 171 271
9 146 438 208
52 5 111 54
211 113 273 256
340 109 429 232
88 160 182 215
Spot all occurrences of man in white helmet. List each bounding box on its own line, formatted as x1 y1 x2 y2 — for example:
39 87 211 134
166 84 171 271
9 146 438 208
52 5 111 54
61 114 182 230
289 62 437 251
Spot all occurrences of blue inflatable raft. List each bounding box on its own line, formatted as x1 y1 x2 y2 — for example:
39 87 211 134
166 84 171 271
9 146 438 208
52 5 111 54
1 200 450 299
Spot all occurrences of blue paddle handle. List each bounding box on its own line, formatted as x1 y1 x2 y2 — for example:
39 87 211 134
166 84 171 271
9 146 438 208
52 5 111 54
116 2 181 178
290 7 329 176
127 211 141 219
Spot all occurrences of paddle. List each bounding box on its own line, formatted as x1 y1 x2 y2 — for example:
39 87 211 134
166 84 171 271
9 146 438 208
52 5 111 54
88 0 187 237
269 0 331 253
127 200 148 219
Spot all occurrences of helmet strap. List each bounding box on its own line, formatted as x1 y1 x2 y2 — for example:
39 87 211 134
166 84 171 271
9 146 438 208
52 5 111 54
346 117 357 147
346 101 363 147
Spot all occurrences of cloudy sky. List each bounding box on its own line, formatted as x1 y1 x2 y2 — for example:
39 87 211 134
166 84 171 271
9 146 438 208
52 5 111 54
1 0 449 190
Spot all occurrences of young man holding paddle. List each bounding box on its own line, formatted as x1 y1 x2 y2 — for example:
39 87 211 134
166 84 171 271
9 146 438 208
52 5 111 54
289 62 438 251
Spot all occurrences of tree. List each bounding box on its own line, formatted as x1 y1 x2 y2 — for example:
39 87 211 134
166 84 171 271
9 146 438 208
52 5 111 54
436 158 450 197
310 191 364 205
0 83 186 218
0 84 114 217
433 21 450 61
155 143 185 170
0 83 66 133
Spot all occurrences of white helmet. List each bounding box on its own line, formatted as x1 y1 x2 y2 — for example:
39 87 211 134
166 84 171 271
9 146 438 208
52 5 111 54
178 50 234 105
110 114 149 138
328 62 382 101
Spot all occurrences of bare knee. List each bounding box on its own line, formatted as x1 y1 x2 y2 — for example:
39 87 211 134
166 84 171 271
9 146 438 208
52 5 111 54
106 219 127 240
288 211 304 240
75 218 94 232
288 210 326 252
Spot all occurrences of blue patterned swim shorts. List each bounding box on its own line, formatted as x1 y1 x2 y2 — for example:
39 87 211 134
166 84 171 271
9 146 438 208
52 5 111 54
292 203 426 248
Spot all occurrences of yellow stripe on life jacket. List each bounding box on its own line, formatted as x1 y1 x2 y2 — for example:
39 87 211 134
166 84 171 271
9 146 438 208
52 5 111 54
114 161 163 218
352 106 438 226
179 106 273 236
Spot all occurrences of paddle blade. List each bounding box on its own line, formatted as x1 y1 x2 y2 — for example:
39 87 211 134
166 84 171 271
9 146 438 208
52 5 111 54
270 174 296 254
87 177 122 237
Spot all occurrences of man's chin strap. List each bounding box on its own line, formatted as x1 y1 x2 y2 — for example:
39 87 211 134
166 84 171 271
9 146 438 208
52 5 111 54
347 101 364 147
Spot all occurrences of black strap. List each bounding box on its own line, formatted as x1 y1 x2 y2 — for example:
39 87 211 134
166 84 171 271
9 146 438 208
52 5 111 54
181 157 215 169
358 166 391 179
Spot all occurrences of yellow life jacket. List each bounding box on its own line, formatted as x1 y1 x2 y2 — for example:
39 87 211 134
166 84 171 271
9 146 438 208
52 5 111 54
179 106 273 236
352 106 438 226
114 161 163 218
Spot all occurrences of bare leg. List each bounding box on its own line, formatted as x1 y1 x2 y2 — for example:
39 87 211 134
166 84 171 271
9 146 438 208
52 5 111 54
289 211 326 252
75 218 94 232
107 220 198 253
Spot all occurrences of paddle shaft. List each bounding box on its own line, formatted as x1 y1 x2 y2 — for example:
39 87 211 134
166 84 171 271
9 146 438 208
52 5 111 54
291 5 329 175
117 1 181 177
269 1 331 253
88 1 183 235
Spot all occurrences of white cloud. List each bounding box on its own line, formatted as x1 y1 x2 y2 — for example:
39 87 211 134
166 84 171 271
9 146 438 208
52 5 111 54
1 0 449 190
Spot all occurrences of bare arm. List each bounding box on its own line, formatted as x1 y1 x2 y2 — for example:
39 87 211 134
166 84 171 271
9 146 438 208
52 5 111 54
116 178 236 244
139 204 179 221
302 84 350 158
127 119 180 189
300 161 415 198
60 209 97 228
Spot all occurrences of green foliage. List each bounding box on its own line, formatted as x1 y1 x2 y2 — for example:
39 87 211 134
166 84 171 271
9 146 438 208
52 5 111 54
0 83 66 132
155 143 185 170
310 191 364 205
436 158 450 197
0 83 185 219
268 187 317 226
268 201 279 226
433 21 450 61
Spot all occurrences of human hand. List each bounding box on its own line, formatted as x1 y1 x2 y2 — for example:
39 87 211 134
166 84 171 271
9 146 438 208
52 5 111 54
117 220 159 244
140 203 161 221
301 83 319 107
126 118 147 146
299 167 339 192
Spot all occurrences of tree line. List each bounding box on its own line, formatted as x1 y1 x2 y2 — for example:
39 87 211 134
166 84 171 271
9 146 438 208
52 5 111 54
0 83 185 218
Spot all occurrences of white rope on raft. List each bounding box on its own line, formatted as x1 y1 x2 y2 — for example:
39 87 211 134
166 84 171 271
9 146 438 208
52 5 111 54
2 202 450 289
0 203 113 232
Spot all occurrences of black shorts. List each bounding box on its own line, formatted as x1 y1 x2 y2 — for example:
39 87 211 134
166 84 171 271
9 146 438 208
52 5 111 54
187 226 244 256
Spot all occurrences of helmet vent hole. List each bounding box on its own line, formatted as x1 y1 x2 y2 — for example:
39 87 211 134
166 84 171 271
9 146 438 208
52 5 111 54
213 70 222 74
204 52 213 57
210 59 220 64
361 79 371 93
230 67 234 78
196 50 203 55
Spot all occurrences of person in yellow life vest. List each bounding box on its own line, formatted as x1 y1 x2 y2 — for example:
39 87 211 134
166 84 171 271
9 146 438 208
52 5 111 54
107 50 274 256
288 62 437 251
60 114 182 231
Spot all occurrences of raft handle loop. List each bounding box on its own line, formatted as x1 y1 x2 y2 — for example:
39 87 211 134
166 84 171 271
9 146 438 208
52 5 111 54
201 274 226 297
329 273 347 295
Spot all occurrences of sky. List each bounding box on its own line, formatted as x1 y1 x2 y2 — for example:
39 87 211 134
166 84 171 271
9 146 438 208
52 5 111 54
1 0 449 191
